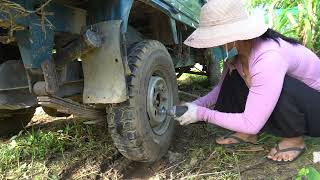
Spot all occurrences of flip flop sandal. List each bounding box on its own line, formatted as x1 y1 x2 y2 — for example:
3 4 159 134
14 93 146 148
216 132 257 147
266 144 305 164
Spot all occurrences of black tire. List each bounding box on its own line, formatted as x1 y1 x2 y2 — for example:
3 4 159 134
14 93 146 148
42 107 70 117
0 108 35 136
207 59 222 86
107 40 178 162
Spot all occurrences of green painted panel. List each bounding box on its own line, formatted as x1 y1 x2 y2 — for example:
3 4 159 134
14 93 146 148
162 0 201 26
176 0 201 21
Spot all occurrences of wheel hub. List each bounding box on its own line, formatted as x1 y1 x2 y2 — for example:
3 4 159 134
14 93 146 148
147 76 169 129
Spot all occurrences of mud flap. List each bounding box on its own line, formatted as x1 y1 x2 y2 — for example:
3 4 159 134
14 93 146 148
81 21 127 104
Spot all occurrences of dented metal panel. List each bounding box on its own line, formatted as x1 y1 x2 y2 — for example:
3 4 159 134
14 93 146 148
81 21 127 104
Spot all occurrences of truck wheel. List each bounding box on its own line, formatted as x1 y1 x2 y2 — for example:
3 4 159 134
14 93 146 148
107 40 178 162
42 107 70 117
207 59 222 86
0 108 35 136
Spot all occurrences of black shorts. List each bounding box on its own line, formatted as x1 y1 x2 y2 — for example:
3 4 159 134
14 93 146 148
214 70 320 138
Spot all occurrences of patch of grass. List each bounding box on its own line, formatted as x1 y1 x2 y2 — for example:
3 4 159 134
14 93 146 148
296 167 320 180
181 145 241 179
0 129 67 172
158 124 244 179
158 123 320 179
178 74 211 91
0 119 114 179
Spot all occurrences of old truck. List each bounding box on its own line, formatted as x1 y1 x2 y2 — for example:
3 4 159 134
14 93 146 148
0 0 221 162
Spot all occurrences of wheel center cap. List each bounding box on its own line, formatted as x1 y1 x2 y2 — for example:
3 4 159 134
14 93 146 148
147 76 169 128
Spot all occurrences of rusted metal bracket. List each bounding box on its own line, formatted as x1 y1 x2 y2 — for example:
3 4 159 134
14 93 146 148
35 29 101 96
38 95 105 119
41 59 59 95
55 29 102 69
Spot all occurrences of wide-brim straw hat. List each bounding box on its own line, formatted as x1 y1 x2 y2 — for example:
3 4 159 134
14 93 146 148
184 0 268 48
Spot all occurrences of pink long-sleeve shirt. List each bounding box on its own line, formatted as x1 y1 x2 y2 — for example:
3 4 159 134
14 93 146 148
193 38 320 134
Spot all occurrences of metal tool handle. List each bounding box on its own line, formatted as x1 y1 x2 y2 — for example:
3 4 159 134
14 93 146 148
175 106 188 118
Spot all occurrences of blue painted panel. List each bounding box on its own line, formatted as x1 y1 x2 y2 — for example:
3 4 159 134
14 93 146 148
46 4 86 34
87 0 133 33
1 0 84 68
0 0 85 34
1 0 203 69
212 47 225 61
0 0 32 27
147 0 199 28
15 14 54 69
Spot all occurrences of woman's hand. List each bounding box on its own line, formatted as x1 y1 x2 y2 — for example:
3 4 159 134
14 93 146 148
175 103 200 125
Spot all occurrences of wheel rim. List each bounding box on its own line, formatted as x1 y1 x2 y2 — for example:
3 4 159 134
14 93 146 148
147 76 171 135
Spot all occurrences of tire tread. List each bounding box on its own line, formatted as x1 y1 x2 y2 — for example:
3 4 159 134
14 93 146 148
107 40 171 162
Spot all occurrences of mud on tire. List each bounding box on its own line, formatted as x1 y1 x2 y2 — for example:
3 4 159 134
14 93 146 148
107 40 178 162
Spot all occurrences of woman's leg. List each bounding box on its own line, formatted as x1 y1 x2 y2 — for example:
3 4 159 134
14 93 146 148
214 70 257 144
264 76 320 162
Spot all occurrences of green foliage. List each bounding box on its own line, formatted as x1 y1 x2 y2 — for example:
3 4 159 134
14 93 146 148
246 0 320 55
0 129 68 172
247 0 298 8
296 167 320 180
0 122 112 177
178 73 210 90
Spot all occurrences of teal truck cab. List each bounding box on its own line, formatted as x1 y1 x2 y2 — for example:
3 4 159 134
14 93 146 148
0 0 222 162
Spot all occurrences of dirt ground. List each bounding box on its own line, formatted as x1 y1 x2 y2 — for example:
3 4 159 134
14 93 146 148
5 111 318 180
1 75 320 179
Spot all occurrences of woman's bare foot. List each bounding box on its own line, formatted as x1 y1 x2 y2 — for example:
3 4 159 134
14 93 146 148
267 137 305 162
216 132 257 145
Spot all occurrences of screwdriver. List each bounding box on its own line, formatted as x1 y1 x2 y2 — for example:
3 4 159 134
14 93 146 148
160 106 188 118
160 106 206 124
